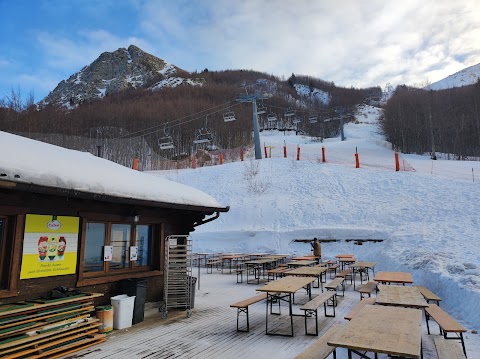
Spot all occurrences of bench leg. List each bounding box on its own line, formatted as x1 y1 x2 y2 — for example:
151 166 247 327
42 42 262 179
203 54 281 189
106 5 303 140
443 332 467 358
425 312 431 334
324 299 336 317
303 309 318 336
236 307 249 332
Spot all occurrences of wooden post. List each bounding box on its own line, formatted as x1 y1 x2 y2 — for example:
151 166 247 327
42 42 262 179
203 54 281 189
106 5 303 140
264 143 268 158
192 156 197 169
133 158 139 170
219 153 224 165
355 153 360 168
297 145 301 161
322 146 326 163
395 152 400 171
284 140 287 158
240 148 244 161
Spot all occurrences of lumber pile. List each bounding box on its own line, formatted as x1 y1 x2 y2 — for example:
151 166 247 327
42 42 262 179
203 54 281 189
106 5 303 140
0 293 105 358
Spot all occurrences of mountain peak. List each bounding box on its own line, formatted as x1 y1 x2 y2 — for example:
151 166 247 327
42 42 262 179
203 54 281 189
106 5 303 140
40 45 183 108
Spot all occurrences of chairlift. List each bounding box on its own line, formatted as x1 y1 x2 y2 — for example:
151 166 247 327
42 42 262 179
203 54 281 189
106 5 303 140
267 113 277 122
193 128 212 144
159 125 175 150
223 111 236 122
309 115 318 124
292 117 301 124
257 105 267 115
285 108 296 117
159 139 175 150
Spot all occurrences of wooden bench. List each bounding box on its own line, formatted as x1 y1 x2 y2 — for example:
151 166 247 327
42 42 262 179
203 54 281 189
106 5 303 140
267 267 290 281
425 304 467 357
325 277 345 297
294 324 344 359
335 269 353 285
415 285 442 305
433 335 466 359
235 268 244 283
327 264 339 278
299 292 336 335
344 298 376 321
357 281 377 299
230 293 267 332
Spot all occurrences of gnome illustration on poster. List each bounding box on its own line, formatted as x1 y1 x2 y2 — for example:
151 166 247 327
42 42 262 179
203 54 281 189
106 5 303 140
57 236 67 260
38 236 48 261
48 238 57 261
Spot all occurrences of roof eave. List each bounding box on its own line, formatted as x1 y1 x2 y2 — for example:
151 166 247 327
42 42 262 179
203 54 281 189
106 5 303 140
0 180 230 213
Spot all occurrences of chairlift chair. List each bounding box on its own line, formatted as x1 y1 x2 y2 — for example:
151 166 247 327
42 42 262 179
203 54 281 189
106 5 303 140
223 111 236 122
159 137 175 150
292 117 301 124
285 108 296 117
257 105 267 115
309 115 318 124
159 124 175 150
267 113 277 122
193 128 212 144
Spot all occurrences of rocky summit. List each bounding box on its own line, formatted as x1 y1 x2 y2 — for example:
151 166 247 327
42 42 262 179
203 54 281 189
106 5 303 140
40 45 181 108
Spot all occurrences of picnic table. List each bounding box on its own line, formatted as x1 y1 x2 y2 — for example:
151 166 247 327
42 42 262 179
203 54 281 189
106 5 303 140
287 260 317 268
338 257 357 269
349 261 377 289
244 258 277 284
221 254 247 273
256 276 316 337
335 253 354 258
284 266 328 290
291 255 320 261
374 271 414 285
327 305 423 358
376 285 428 309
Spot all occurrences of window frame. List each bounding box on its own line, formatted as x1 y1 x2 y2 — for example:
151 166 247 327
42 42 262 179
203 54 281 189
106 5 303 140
77 215 163 286
0 210 24 299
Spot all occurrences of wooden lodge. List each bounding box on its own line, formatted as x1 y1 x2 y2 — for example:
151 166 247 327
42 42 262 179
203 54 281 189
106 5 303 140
0 131 229 306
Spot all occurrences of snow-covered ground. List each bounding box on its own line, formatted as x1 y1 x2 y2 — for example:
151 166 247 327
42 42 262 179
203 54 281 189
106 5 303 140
150 104 480 353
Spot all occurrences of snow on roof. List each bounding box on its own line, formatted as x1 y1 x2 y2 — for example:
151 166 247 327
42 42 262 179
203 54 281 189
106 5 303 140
0 131 226 211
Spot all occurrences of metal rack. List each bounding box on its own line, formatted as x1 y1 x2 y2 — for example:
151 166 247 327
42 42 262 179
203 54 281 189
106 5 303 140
161 235 193 319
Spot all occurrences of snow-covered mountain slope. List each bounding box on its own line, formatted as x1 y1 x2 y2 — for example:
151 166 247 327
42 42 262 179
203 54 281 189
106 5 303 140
150 104 480 335
426 63 480 90
294 83 331 105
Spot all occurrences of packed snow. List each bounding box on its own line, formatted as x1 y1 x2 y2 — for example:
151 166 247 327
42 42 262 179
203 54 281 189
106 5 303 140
426 63 480 90
151 104 480 349
0 131 225 210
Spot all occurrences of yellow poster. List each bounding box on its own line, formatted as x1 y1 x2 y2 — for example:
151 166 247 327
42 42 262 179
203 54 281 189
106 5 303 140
20 214 79 279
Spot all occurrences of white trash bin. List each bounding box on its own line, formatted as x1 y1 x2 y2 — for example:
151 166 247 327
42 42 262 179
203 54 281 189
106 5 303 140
111 294 136 329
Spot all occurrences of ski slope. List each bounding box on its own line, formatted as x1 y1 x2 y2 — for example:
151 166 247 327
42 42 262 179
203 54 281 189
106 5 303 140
150 105 480 343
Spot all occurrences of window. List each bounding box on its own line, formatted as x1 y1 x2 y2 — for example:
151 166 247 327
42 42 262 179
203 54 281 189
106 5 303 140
0 215 15 291
84 223 106 273
110 224 131 270
135 225 152 267
83 221 153 276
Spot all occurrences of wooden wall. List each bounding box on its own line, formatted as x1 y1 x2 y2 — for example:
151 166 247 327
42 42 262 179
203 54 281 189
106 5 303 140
0 187 202 306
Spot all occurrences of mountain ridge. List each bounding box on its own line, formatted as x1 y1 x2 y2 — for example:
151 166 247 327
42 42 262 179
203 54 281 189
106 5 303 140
425 63 480 90
40 45 185 108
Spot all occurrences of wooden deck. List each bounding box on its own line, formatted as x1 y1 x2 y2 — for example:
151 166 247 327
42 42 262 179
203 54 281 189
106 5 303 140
67 267 458 359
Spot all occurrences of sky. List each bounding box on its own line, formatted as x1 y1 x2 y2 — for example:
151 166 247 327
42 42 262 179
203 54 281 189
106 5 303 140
1 0 480 103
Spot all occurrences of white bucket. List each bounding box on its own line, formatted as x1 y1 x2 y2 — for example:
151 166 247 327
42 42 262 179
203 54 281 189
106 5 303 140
111 294 136 329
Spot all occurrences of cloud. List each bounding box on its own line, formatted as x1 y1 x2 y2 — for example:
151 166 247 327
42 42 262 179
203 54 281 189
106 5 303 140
139 0 480 88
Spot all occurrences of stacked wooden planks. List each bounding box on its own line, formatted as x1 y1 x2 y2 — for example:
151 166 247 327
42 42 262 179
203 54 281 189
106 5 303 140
0 293 105 358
